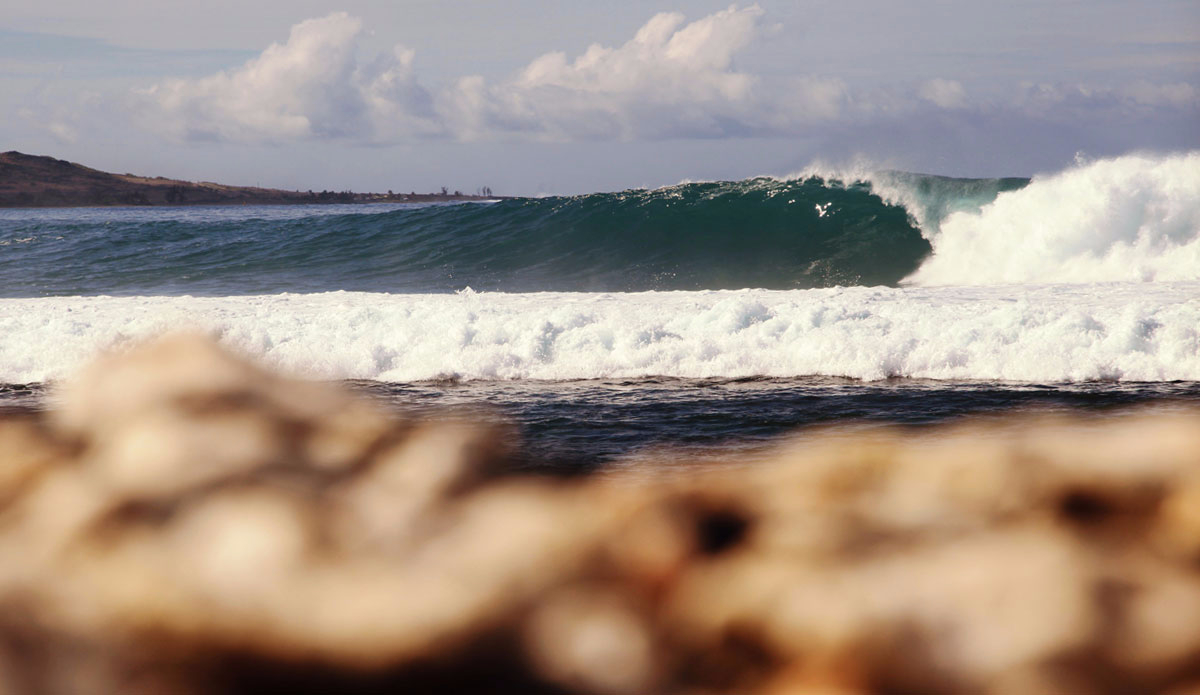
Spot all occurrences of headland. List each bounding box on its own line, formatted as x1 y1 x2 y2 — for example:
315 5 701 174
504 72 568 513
0 151 500 207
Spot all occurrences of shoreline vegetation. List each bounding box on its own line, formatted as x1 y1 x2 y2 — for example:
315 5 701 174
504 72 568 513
0 151 505 208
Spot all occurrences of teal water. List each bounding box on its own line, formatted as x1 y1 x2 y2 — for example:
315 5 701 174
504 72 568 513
0 174 1027 296
3 165 1196 470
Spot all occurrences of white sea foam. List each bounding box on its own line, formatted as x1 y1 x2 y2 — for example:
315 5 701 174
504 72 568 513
904 151 1200 285
2 284 1197 384
782 151 1200 286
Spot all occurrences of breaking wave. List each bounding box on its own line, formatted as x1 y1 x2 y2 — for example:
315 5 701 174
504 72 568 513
904 151 1200 285
2 151 1194 295
2 284 1198 383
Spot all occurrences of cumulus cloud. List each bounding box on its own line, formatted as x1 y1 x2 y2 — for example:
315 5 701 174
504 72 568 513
139 12 437 142
1008 80 1200 124
19 107 78 143
1122 81 1199 108
457 4 848 141
15 87 118 146
139 5 851 143
135 6 1198 148
497 6 765 139
919 79 967 109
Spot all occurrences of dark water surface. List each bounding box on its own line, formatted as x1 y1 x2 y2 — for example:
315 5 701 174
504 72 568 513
7 377 1196 470
340 378 1200 469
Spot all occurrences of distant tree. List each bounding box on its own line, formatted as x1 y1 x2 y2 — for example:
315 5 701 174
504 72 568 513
440 186 449 196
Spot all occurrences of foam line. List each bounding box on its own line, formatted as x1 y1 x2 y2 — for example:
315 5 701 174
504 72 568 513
2 284 1198 384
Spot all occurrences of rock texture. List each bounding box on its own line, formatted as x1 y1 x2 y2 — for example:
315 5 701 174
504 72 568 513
0 334 1198 694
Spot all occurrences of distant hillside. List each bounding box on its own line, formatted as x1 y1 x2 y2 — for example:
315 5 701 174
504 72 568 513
0 151 497 207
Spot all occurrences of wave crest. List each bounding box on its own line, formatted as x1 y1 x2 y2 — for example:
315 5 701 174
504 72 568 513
1 152 1195 294
905 151 1200 285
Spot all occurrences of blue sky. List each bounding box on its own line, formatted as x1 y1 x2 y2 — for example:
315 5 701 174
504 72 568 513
2 1 1197 194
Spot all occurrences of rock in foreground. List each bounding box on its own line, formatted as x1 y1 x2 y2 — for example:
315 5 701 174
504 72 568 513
0 335 1198 694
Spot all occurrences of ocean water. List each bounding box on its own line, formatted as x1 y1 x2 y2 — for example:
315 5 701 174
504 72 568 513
2 151 1198 468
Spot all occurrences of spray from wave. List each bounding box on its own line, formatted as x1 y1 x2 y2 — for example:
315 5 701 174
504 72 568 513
902 151 1200 285
2 152 1198 383
0 151 1195 298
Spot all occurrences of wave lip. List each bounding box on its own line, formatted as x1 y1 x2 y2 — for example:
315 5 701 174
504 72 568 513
0 151 1194 297
2 284 1198 384
905 151 1200 286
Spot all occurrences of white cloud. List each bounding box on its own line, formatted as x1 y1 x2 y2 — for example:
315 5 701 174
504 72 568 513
139 12 437 142
134 6 1199 149
516 8 758 94
919 79 967 109
1010 80 1200 121
140 5 853 143
1120 81 1198 108
447 5 780 140
19 107 78 144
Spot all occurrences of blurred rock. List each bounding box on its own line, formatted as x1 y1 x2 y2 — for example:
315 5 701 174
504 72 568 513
0 334 1198 694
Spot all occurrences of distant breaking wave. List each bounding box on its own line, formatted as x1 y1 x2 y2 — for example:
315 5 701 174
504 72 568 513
1 171 1015 295
0 151 1195 298
2 150 1198 385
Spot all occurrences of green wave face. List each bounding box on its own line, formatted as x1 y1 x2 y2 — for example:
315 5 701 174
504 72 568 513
0 174 1028 296
434 176 935 291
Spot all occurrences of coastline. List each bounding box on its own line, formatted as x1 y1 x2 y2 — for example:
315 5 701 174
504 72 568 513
0 150 506 208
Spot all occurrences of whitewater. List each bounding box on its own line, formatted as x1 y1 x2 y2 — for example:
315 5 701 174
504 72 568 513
900 151 1200 285
1 283 1198 384
1 150 1197 385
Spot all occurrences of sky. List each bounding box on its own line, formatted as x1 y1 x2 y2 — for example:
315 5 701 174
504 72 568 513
2 1 1198 195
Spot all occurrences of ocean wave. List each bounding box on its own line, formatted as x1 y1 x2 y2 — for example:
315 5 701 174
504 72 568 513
1 151 1195 295
3 284 1198 384
0 174 981 295
905 151 1200 285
